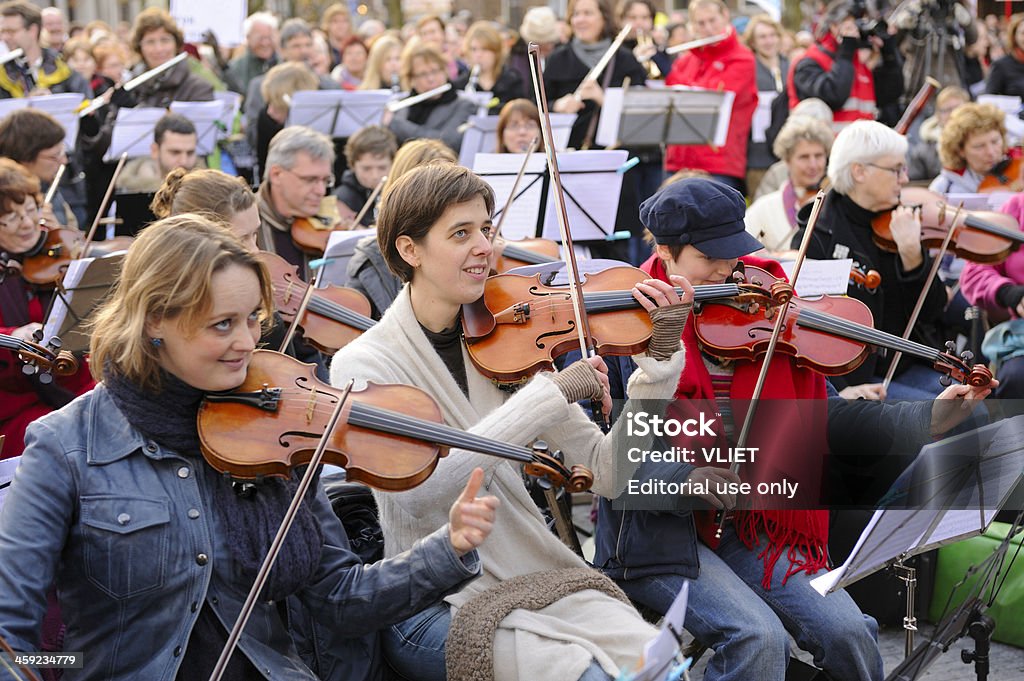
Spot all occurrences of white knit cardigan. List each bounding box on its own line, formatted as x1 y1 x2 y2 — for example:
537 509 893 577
330 286 685 681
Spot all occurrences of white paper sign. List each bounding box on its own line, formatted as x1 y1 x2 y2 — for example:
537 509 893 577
752 91 777 143
170 0 247 47
780 258 853 297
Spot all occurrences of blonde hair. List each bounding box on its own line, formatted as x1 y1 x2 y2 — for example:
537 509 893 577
89 214 273 392
260 61 319 111
463 21 506 81
383 138 456 193
360 34 402 90
772 115 834 161
400 43 446 90
742 13 782 52
151 167 255 221
938 103 1006 171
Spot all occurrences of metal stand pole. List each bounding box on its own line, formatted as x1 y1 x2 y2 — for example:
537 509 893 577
894 556 918 658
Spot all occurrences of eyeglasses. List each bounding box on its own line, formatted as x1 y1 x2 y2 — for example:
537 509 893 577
280 167 335 190
411 67 445 81
866 163 908 178
0 206 37 232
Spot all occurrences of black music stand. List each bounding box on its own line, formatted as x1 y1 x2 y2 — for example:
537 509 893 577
41 253 124 353
113 192 158 238
473 150 629 242
596 86 733 149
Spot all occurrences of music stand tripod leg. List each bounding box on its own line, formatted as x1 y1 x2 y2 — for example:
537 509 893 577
894 555 918 658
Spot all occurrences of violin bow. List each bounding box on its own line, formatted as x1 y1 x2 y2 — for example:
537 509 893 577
529 42 606 427
882 202 963 392
713 190 826 539
348 175 387 229
208 381 357 681
80 152 129 259
491 136 539 245
278 277 316 353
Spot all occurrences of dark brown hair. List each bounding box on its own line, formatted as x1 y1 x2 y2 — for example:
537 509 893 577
151 167 255 221
0 1 41 33
130 7 183 58
377 162 495 282
496 99 544 153
0 109 65 164
567 0 617 40
344 125 397 166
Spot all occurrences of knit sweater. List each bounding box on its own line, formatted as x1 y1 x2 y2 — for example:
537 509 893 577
330 286 684 680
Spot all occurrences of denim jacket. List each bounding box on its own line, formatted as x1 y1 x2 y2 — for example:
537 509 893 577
0 385 481 680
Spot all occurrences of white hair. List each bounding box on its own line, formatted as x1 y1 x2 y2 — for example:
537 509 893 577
244 11 279 37
827 120 908 195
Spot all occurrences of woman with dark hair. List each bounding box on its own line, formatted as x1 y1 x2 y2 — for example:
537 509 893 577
495 98 543 153
0 108 74 228
985 12 1024 98
0 158 93 458
331 35 369 90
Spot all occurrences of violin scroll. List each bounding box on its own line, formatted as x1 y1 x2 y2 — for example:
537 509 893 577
1 331 80 383
522 442 594 493
934 341 994 388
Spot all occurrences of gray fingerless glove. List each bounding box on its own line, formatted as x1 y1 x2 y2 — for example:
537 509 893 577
552 359 604 404
646 303 691 360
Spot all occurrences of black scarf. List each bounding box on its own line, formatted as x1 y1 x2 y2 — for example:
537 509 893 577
103 367 324 602
406 83 458 125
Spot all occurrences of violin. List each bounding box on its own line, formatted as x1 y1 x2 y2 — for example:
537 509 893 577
848 264 881 292
978 157 1024 193
18 227 85 286
461 266 777 383
871 187 1024 264
493 237 559 273
693 264 992 387
0 331 78 383
257 251 375 354
197 350 594 492
291 197 356 256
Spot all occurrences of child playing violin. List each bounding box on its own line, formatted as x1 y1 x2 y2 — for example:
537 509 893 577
594 179 994 681
0 214 499 680
330 162 693 681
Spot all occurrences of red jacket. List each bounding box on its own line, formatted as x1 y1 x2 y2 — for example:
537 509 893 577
664 28 758 180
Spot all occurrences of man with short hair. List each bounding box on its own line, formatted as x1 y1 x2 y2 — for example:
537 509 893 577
116 113 200 194
0 0 89 98
258 125 340 273
40 6 66 52
244 19 338 139
335 125 397 226
663 0 757 193
226 11 279 96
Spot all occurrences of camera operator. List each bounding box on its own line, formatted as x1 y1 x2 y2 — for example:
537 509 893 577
788 0 904 131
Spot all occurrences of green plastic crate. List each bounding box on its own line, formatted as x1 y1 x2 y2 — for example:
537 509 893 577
928 522 1024 648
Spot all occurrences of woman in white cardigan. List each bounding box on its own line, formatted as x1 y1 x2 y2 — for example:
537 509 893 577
330 162 693 681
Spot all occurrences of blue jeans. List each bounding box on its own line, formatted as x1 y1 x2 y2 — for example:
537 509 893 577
874 363 945 400
383 603 615 681
616 528 883 681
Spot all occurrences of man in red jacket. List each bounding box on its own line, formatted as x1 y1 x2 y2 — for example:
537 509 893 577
664 0 757 194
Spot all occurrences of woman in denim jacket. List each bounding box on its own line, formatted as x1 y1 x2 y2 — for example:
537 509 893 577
0 215 499 680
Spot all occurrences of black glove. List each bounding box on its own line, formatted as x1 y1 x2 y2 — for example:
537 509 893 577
109 86 137 109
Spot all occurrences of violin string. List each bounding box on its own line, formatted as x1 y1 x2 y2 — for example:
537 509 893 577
962 214 1024 243
795 308 937 360
519 285 740 317
266 391 535 463
270 283 375 331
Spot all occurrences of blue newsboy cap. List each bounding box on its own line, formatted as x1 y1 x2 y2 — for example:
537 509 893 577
640 179 763 259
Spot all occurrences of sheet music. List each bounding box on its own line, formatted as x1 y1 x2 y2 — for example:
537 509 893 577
541 149 627 240
213 90 242 140
286 90 393 137
473 152 548 241
42 257 91 346
316 227 378 288
169 100 224 155
0 455 20 515
631 582 689 681
752 91 777 143
0 93 84 149
459 113 577 169
780 258 852 297
104 107 166 161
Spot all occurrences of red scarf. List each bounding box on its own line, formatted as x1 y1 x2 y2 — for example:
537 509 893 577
642 254 830 588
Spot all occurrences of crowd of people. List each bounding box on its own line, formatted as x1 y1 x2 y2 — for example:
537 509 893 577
0 0 1019 680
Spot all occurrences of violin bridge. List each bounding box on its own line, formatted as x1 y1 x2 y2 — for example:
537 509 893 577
494 303 530 325
305 388 318 423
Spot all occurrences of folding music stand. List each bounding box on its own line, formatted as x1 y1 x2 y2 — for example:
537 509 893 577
315 227 377 288
0 93 84 149
212 91 242 140
170 100 225 155
103 107 165 162
596 86 734 149
474 150 628 242
41 253 125 353
457 113 577 168
286 90 393 138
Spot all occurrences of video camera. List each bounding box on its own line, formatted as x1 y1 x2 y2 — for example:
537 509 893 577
851 0 889 45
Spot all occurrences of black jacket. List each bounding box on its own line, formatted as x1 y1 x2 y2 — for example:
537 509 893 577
333 170 374 227
453 64 524 115
985 55 1024 99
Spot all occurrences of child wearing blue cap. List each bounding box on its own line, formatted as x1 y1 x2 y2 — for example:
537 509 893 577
595 177 993 681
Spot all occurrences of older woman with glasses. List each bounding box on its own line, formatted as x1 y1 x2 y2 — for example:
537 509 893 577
930 102 1009 194
384 43 477 151
795 120 948 400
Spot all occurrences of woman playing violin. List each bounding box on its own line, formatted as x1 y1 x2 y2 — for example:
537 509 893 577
930 103 1010 194
0 214 498 680
0 158 92 458
798 121 949 400
596 178 993 681
745 115 833 253
331 162 692 681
